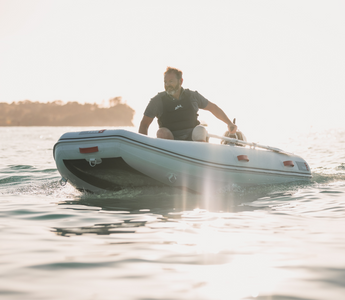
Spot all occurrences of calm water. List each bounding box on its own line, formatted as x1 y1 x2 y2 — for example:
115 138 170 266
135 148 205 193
1 126 345 300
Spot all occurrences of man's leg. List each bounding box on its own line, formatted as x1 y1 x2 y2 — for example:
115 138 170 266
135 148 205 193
157 127 174 139
192 125 207 142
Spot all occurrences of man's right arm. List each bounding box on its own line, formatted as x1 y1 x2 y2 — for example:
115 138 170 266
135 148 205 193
139 115 154 135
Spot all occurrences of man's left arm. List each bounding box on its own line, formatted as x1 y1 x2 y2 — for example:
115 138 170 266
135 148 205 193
203 101 237 134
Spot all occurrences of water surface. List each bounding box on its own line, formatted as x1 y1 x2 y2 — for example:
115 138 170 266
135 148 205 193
1 127 345 300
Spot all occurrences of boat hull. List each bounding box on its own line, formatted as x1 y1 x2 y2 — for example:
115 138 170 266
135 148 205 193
53 129 312 193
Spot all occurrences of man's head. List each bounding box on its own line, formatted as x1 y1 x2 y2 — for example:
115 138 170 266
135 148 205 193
164 67 183 97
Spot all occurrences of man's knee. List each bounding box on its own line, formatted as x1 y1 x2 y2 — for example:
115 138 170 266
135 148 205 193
192 125 208 142
157 128 174 140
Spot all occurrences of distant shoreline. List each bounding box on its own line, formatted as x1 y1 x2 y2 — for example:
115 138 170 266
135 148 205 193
1 98 135 127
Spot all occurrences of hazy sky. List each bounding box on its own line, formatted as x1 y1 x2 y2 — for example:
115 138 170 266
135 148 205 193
0 0 344 136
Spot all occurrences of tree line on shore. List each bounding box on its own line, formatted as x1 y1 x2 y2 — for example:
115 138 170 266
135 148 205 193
0 97 135 126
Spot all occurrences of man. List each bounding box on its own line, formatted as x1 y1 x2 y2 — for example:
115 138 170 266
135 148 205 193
139 67 237 142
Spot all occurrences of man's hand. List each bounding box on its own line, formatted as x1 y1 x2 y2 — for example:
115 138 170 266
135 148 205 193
228 124 237 134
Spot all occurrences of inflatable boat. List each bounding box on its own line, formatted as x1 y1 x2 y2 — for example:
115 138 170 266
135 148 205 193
53 129 312 193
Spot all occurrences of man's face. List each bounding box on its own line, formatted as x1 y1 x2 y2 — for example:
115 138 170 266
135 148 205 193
164 73 182 96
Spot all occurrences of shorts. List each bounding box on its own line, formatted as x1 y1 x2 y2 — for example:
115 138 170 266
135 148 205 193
172 128 194 141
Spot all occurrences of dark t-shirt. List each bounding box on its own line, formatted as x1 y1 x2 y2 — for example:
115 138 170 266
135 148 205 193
144 88 209 119
144 88 209 138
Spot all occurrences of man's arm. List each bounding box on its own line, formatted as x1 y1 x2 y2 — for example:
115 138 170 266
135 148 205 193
204 101 237 134
139 115 154 135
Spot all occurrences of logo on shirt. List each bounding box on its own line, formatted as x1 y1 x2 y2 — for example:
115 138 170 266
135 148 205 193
175 104 183 110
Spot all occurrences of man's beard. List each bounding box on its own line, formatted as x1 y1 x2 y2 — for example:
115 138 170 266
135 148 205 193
165 84 180 96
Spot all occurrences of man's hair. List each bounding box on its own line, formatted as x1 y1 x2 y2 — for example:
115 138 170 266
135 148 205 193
164 67 183 80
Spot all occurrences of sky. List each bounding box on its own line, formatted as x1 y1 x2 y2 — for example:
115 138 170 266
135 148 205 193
0 0 344 138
